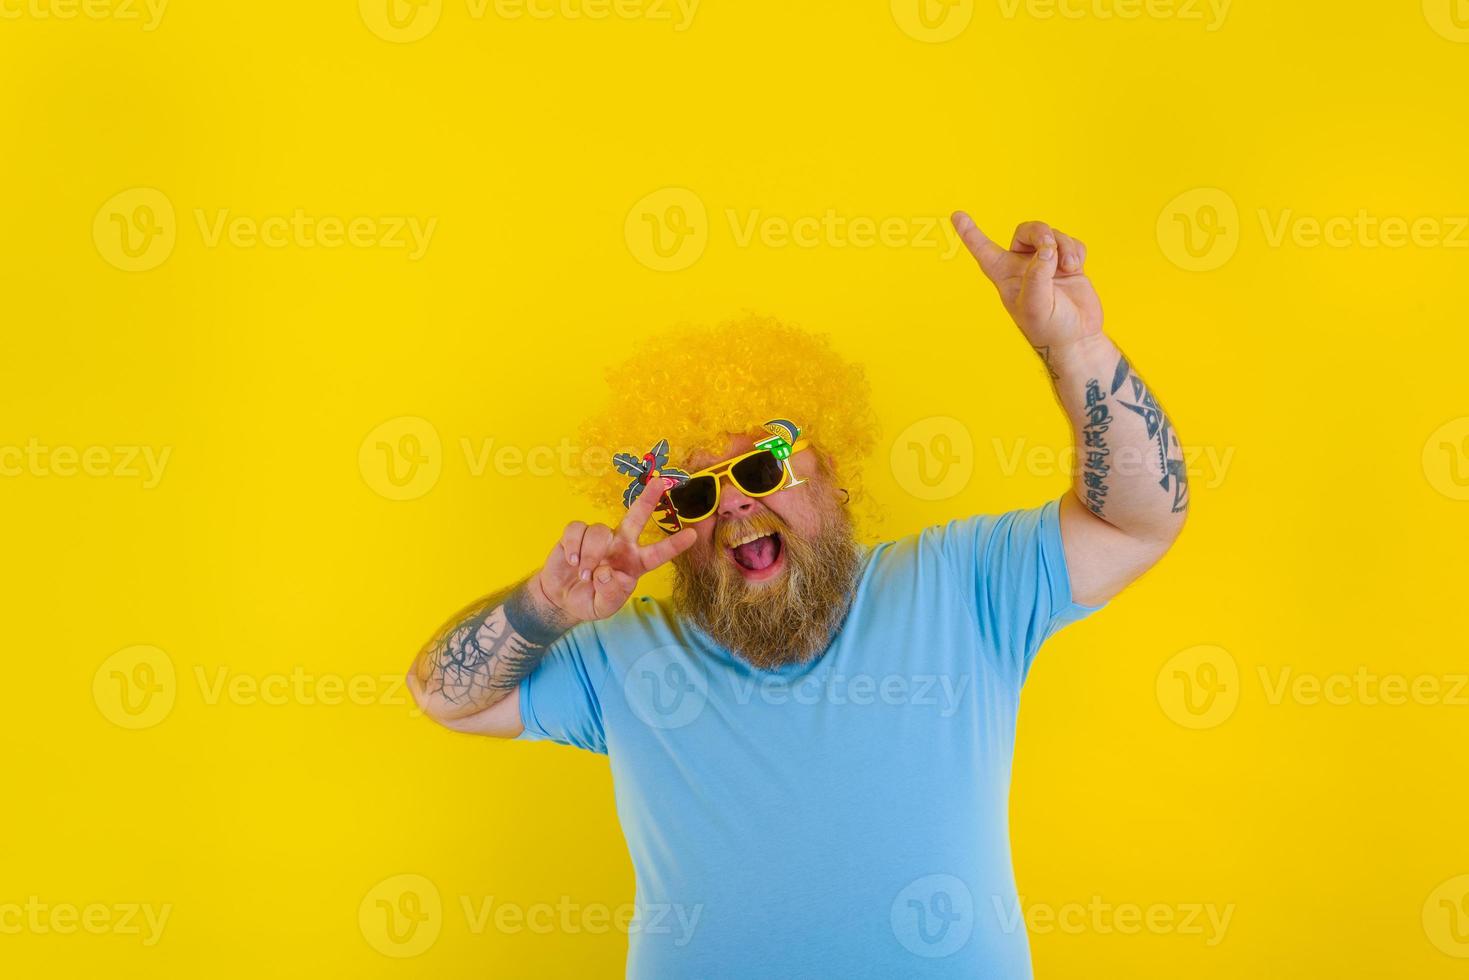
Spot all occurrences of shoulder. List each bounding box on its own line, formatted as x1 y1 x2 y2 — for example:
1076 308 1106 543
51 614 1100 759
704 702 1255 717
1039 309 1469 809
568 594 689 669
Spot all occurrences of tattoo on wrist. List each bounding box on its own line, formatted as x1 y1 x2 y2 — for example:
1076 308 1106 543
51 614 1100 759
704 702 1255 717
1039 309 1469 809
1111 354 1189 514
1080 377 1113 515
419 581 568 706
504 585 571 647
1034 345 1061 381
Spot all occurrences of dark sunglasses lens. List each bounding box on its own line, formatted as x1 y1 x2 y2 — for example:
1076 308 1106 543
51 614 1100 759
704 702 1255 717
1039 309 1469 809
730 451 784 495
669 476 718 518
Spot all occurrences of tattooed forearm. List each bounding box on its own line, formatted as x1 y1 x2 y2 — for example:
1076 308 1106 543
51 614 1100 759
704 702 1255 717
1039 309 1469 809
1080 377 1113 515
1047 335 1188 543
1111 354 1189 513
414 580 571 712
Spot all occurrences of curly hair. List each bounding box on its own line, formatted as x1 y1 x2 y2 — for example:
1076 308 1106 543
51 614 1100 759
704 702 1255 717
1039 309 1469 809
578 314 881 534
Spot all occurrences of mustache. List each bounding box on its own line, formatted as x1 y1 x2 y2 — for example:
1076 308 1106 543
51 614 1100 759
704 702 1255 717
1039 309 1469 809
713 510 788 549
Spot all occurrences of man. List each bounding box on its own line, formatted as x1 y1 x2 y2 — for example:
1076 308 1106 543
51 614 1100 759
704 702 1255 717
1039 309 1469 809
407 213 1188 977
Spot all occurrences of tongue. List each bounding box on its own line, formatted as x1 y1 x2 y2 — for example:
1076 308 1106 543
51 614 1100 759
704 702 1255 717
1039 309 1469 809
733 534 778 571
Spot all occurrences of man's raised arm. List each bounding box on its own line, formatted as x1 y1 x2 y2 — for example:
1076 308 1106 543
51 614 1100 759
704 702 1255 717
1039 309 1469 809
952 213 1188 606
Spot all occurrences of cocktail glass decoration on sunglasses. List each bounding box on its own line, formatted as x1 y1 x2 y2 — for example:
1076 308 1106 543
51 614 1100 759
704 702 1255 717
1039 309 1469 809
612 439 690 534
752 418 805 489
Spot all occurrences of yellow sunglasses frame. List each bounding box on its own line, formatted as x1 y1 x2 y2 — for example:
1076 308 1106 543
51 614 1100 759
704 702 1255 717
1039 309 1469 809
665 439 809 525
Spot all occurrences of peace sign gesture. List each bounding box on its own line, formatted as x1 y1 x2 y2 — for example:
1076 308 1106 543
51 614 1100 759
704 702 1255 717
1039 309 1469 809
534 478 698 624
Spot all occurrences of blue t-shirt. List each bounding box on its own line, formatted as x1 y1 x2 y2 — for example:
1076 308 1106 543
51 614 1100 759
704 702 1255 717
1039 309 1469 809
517 500 1100 978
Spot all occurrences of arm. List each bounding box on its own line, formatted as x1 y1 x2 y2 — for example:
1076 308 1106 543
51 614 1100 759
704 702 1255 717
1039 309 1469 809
406 579 571 737
407 473 696 737
952 214 1188 606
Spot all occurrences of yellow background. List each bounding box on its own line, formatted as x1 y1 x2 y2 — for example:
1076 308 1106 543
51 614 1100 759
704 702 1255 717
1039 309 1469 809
4 0 1468 975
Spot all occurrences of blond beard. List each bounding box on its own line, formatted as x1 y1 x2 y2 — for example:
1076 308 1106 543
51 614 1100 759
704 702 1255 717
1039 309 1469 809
671 506 861 670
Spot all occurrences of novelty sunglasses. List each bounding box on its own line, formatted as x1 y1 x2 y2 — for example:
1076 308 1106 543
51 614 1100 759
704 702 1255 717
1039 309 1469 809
664 439 810 526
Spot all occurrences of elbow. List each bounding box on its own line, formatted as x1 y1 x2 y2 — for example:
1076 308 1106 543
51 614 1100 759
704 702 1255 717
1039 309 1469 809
405 669 455 726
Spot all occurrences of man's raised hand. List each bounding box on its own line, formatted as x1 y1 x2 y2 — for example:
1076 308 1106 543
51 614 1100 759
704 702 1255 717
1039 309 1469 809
534 478 698 625
950 212 1104 358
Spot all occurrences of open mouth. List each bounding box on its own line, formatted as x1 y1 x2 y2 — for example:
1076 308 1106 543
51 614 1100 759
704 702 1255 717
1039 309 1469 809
727 530 784 579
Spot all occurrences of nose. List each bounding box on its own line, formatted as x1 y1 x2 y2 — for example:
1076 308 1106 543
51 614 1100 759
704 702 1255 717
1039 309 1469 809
717 480 757 519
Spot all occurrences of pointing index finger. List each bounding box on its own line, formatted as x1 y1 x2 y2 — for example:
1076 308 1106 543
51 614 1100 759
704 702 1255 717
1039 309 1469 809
951 211 1009 282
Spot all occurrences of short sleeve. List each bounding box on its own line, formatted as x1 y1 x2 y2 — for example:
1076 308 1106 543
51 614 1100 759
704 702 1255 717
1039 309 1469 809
516 622 610 754
937 498 1103 683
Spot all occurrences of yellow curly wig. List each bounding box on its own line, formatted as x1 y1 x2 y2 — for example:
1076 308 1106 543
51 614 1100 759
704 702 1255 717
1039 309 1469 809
578 314 881 533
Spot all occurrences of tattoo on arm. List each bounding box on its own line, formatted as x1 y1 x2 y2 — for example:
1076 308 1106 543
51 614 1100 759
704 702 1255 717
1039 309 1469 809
1034 345 1061 381
1111 354 1189 513
416 581 570 709
1080 377 1113 516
